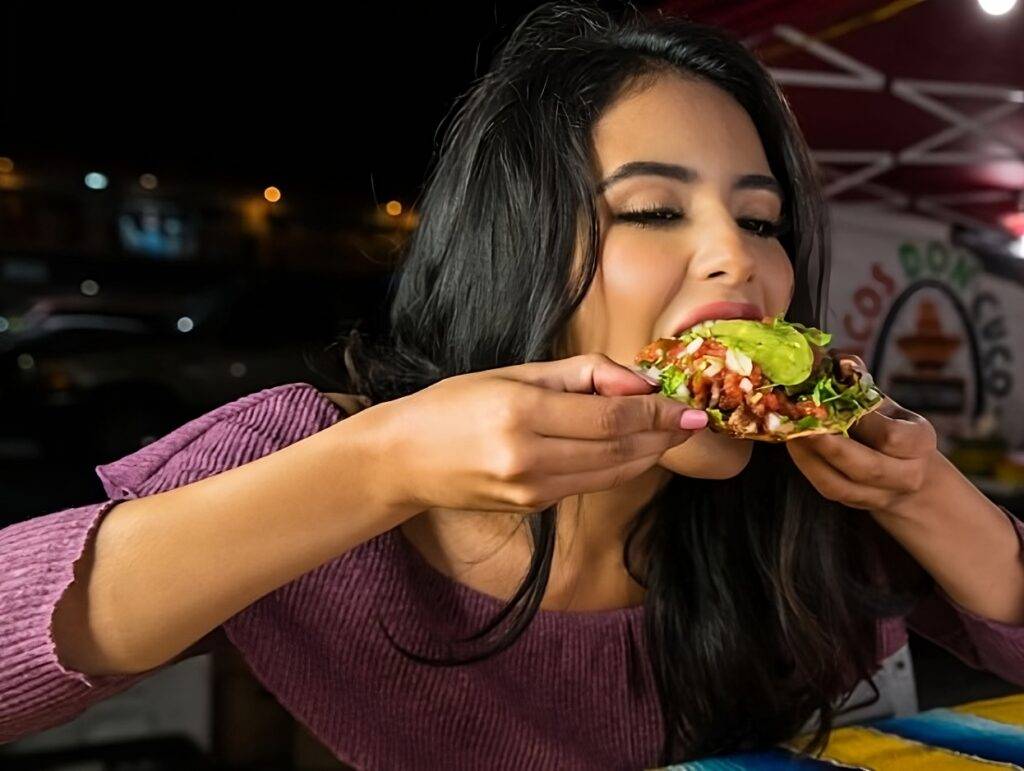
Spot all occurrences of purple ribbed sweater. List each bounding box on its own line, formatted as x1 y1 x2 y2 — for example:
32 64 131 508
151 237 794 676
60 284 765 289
2 382 1024 769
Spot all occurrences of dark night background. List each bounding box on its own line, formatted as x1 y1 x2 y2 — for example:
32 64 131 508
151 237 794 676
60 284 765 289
2 3 592 207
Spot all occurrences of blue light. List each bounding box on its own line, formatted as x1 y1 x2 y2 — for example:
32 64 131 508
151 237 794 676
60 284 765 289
84 172 109 190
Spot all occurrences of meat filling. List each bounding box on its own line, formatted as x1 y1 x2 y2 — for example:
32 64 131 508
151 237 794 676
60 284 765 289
636 337 829 435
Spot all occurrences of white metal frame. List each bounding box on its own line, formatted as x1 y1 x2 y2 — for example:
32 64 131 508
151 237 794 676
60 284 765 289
763 24 1024 238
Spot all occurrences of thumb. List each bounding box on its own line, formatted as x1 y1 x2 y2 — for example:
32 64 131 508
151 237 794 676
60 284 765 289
592 358 660 397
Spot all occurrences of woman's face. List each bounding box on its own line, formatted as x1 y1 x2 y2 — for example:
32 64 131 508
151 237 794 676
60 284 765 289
566 72 795 479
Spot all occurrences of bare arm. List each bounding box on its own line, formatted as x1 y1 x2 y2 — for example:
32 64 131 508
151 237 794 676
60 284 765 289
52 403 410 676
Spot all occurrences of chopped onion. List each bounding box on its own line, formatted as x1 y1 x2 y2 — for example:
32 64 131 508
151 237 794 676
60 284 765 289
765 412 783 433
632 366 661 386
710 382 721 408
685 337 704 355
702 358 723 377
725 348 753 376
739 377 753 393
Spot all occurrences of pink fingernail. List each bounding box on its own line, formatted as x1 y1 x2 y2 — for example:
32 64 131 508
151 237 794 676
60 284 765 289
679 410 708 430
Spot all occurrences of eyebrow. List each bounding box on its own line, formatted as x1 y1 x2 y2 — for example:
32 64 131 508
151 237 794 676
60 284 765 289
596 160 783 200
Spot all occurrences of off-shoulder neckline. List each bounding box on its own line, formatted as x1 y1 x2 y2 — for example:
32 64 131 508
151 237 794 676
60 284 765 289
388 525 646 625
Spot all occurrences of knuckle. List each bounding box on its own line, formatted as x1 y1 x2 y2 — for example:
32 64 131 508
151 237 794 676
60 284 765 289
491 387 530 430
507 483 547 510
608 433 639 462
880 423 905 455
489 399 518 431
518 385 544 414
597 399 628 436
863 463 886 486
491 443 533 481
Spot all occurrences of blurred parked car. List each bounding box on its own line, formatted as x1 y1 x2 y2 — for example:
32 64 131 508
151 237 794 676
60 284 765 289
0 269 388 463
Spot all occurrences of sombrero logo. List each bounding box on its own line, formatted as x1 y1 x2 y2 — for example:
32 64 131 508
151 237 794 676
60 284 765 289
839 240 1013 422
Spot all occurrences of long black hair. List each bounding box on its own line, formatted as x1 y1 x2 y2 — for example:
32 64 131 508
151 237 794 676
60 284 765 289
306 2 934 763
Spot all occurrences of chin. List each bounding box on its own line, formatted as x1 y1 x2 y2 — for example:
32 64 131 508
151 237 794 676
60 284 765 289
657 429 754 479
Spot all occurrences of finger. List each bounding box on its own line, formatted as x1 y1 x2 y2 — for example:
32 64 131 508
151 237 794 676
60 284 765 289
529 427 697 475
528 448 674 502
848 398 935 458
511 384 706 440
501 352 658 397
786 441 892 510
788 433 924 492
840 353 866 366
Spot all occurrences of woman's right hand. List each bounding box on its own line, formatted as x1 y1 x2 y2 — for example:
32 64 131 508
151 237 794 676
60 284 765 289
366 353 708 516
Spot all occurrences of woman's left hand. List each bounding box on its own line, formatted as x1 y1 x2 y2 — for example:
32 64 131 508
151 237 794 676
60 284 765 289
786 382 939 517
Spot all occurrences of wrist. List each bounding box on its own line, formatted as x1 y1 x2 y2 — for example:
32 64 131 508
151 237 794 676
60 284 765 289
329 404 425 526
873 450 961 523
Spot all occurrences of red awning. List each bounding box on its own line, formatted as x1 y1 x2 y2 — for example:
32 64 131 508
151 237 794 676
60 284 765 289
656 0 1024 235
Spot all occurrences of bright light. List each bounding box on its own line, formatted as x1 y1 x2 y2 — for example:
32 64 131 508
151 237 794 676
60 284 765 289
84 172 108 190
139 173 158 190
80 279 100 296
1002 210 1024 236
176 316 194 332
263 186 282 203
1011 238 1024 258
0 157 13 174
979 0 1017 15
385 200 403 216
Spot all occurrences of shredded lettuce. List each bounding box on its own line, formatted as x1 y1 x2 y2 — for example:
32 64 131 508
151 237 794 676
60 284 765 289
796 415 820 430
810 375 840 406
659 365 689 399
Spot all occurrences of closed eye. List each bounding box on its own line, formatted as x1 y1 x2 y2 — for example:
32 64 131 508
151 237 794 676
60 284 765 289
613 207 789 239
737 217 790 239
613 207 683 228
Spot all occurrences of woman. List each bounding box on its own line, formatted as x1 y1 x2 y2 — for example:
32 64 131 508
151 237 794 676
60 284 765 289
3 3 1024 768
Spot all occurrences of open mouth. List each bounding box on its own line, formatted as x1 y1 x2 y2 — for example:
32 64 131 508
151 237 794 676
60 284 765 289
669 300 763 338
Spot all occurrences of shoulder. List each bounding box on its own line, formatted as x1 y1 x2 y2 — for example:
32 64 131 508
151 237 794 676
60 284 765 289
94 382 352 500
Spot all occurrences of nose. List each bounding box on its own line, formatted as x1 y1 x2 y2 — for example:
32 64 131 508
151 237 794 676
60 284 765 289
690 215 757 285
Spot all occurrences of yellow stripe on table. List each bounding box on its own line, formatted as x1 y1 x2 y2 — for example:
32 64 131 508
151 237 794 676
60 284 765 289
952 693 1024 730
781 725 1018 769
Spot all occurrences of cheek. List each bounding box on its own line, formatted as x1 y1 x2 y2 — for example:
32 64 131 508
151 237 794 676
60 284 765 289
571 235 677 356
766 247 795 314
599 236 677 311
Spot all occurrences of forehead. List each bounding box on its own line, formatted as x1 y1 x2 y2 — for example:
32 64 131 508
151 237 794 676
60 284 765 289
591 72 771 180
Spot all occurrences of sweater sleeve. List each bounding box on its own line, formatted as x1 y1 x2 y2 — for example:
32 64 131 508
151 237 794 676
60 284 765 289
876 505 1024 688
0 382 343 744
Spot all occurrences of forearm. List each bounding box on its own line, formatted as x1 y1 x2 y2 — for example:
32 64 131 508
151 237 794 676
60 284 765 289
871 450 1024 626
52 407 412 676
